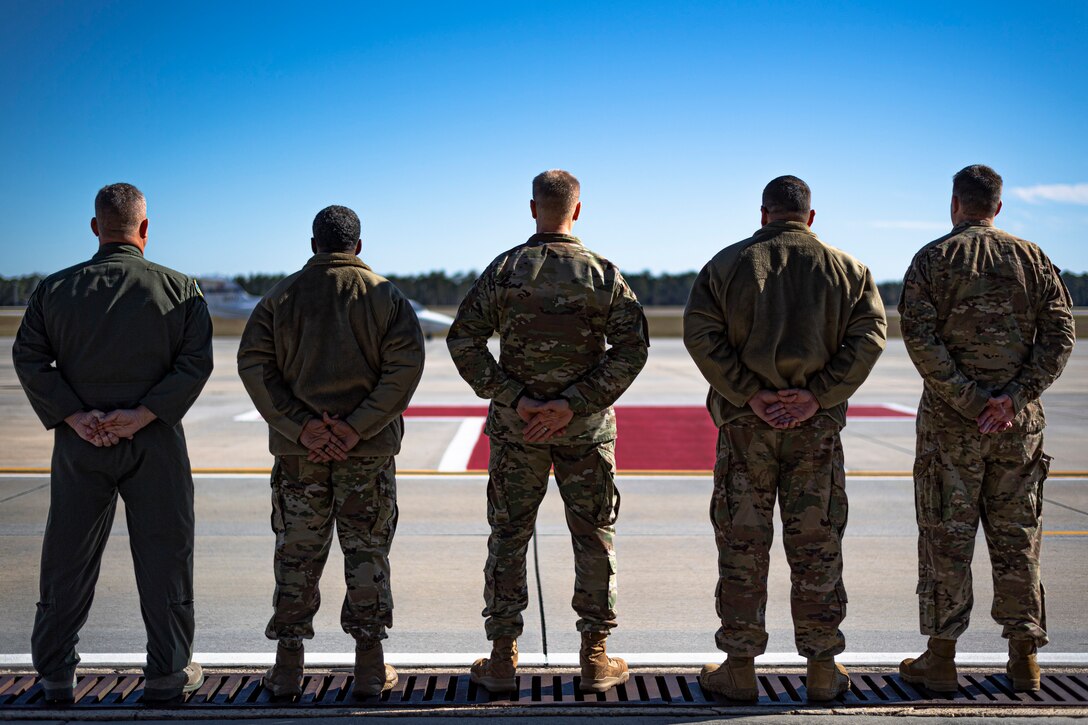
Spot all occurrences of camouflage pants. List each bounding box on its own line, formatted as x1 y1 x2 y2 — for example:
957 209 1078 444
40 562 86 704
484 439 619 640
913 424 1049 645
712 417 848 659
266 455 398 644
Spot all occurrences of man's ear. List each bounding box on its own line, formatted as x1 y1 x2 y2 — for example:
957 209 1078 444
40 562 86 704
806 209 816 227
530 199 538 219
760 206 769 226
355 239 362 255
571 201 581 221
91 217 100 237
138 218 149 240
993 200 1002 218
311 237 318 254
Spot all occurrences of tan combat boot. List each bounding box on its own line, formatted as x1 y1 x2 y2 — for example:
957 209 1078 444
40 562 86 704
698 656 758 701
579 631 629 693
262 640 304 698
899 637 958 693
1007 639 1041 691
470 637 518 692
352 640 397 698
807 658 850 701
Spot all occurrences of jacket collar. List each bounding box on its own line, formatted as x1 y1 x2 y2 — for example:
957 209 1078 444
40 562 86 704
526 232 582 246
953 219 994 231
305 252 372 272
92 243 144 260
753 220 815 241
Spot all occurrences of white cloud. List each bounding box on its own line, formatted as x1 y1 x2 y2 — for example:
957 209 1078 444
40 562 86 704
1010 183 1088 205
869 220 948 231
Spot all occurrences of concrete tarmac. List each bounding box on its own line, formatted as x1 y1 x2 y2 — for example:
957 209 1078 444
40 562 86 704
0 337 1085 667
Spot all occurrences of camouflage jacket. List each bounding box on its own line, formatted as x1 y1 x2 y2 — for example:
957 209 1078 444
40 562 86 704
683 221 887 428
13 243 213 429
237 253 425 456
447 233 649 444
899 221 1075 432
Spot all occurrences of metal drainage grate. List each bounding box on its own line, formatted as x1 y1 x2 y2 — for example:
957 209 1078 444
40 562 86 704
1 671 1087 710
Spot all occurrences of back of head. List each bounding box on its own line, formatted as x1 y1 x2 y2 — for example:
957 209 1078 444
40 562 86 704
94 183 147 235
761 175 811 220
952 164 1002 218
312 205 361 253
532 169 580 221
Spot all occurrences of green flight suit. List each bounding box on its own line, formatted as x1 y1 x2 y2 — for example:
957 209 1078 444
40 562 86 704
12 243 213 682
899 221 1075 646
684 221 886 659
447 233 649 639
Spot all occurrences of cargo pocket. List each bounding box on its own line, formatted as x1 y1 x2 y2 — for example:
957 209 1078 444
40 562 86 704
369 460 398 545
1030 451 1052 521
486 446 511 525
710 445 734 534
914 449 942 527
270 457 292 539
827 438 848 533
596 446 620 527
917 579 937 633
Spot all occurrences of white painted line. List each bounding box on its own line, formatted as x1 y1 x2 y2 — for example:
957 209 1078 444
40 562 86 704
437 417 486 473
881 402 920 415
232 409 263 422
2 652 1087 667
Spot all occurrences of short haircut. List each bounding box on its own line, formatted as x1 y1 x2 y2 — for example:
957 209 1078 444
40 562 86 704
761 175 811 217
532 169 580 218
952 164 1002 217
312 205 361 252
94 183 146 232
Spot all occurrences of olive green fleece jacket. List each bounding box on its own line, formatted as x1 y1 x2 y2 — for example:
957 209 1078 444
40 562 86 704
237 253 425 456
683 220 887 427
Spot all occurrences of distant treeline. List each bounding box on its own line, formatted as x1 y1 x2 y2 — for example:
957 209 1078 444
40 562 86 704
3 271 1088 308
232 270 1088 309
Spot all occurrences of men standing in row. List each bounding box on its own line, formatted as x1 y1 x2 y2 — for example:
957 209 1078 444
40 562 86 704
898 165 1075 693
684 176 886 702
238 205 425 698
447 170 649 694
13 183 214 703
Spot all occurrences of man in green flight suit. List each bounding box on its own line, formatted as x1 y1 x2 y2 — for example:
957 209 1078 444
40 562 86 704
898 165 1075 693
13 183 213 703
238 205 425 699
447 169 649 694
684 175 886 702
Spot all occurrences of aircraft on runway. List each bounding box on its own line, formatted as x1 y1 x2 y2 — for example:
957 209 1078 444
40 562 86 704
197 277 455 337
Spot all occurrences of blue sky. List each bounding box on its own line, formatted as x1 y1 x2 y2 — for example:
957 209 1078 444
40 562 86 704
2 1 1086 283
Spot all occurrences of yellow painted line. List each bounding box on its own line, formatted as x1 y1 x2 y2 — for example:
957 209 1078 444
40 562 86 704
2 467 1087 478
1044 531 1088 536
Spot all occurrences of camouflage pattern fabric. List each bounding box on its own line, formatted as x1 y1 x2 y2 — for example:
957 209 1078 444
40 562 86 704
483 440 619 639
900 221 1074 646
266 455 398 645
712 417 848 660
446 233 649 444
913 425 1050 644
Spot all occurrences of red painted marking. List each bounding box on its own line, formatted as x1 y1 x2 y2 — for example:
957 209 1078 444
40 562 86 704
404 404 913 471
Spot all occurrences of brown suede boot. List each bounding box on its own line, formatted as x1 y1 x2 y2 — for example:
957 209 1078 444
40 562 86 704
579 631 629 693
352 640 397 698
262 640 304 698
698 656 758 701
1007 639 1041 692
806 658 850 702
470 637 518 692
899 637 958 693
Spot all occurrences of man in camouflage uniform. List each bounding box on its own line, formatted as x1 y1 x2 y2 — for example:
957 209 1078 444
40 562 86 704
447 170 649 694
13 183 212 703
684 176 886 702
238 205 425 699
898 165 1075 693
